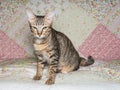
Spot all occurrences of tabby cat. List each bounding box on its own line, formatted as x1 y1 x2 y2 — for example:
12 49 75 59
26 9 94 85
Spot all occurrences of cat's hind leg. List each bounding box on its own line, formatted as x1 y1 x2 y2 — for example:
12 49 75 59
60 65 79 73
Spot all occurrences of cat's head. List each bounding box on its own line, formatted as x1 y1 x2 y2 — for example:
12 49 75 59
26 9 54 39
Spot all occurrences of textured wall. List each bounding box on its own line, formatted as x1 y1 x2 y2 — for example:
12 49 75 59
0 0 120 61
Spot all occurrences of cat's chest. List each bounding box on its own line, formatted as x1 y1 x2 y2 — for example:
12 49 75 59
34 43 51 63
33 43 49 51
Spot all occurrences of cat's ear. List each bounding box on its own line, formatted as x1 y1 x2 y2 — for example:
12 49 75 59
44 12 55 26
26 8 36 22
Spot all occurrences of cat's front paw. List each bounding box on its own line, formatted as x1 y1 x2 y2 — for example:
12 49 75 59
33 75 42 80
45 79 55 85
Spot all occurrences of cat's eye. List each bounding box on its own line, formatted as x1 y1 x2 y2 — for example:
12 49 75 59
32 26 37 30
42 26 48 30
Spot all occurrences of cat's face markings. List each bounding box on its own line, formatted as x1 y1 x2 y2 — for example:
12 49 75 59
26 9 55 39
31 23 50 38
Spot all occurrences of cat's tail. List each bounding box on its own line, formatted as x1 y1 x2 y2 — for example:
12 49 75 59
80 56 94 66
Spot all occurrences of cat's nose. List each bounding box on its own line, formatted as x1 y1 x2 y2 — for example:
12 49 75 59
38 32 42 37
37 30 42 36
38 33 41 36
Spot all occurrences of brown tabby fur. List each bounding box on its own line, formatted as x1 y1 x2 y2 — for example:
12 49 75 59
26 9 94 85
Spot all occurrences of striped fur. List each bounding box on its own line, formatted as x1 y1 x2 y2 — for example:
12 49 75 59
26 10 94 85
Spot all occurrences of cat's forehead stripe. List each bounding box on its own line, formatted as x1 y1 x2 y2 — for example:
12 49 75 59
36 17 44 25
37 16 44 24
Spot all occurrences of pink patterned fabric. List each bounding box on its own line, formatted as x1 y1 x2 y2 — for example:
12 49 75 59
0 31 27 62
78 24 120 61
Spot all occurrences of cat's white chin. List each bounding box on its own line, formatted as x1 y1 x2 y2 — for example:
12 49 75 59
34 36 45 39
